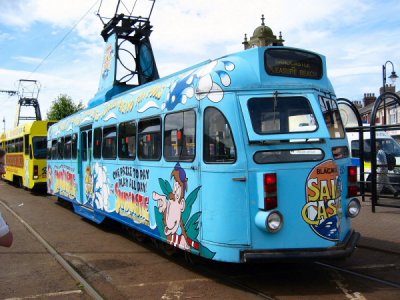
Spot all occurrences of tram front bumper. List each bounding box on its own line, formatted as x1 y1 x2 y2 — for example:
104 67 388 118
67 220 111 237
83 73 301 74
240 230 360 263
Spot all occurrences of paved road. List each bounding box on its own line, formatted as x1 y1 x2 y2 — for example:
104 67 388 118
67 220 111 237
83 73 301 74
1 181 400 299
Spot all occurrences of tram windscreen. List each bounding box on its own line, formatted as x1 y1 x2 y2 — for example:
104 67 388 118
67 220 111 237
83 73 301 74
247 96 317 134
32 136 47 159
264 48 323 79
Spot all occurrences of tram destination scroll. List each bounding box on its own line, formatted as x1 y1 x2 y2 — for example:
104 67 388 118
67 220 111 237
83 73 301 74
264 48 323 80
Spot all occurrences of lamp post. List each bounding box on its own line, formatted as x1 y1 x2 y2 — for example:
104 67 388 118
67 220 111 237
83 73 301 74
382 61 398 124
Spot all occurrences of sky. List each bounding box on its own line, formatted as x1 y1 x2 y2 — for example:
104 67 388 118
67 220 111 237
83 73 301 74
1 0 400 131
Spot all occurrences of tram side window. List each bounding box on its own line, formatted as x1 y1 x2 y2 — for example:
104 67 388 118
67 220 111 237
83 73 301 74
102 126 117 160
164 110 195 162
72 133 78 159
118 121 136 160
138 118 161 160
10 137 23 153
64 135 72 159
57 137 64 159
82 132 88 161
24 135 29 155
93 128 102 159
204 107 236 163
320 96 345 139
51 140 57 159
47 140 52 160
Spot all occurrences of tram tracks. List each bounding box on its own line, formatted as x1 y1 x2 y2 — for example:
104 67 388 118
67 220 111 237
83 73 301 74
2 192 399 299
0 199 103 300
315 260 400 289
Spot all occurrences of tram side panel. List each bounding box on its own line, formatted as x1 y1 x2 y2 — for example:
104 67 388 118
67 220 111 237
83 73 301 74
199 92 251 262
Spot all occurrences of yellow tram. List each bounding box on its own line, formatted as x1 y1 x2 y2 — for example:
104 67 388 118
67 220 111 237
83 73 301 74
0 120 55 189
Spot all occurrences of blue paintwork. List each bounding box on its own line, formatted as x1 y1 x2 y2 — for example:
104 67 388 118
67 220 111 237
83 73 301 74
47 45 357 263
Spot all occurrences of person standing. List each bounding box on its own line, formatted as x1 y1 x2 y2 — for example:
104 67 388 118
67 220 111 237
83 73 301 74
0 210 13 247
0 148 13 247
376 143 398 198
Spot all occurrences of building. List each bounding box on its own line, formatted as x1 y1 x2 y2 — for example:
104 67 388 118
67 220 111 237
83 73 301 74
359 85 398 125
242 15 284 49
358 85 400 140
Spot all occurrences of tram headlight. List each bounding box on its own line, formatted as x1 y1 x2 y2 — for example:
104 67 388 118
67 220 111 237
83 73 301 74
266 211 283 233
347 198 361 218
255 210 284 233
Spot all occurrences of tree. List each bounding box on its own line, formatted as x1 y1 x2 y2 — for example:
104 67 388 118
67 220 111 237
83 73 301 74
46 94 84 120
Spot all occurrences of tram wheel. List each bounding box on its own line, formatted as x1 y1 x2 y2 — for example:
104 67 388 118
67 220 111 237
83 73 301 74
184 251 202 265
134 231 146 243
160 242 177 256
13 176 23 188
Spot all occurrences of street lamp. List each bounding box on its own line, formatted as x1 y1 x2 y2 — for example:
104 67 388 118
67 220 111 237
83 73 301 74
382 61 398 124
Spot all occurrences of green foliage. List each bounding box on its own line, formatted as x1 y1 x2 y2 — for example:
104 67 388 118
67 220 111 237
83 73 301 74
154 179 215 259
185 211 201 239
158 178 172 195
182 186 201 223
46 94 84 120
154 206 166 240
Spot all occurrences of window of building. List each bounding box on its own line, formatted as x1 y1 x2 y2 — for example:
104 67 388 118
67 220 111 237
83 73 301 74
102 126 117 159
118 121 136 160
138 118 161 160
164 110 195 161
203 107 236 163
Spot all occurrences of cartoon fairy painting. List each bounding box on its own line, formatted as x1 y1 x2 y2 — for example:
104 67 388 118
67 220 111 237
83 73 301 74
152 163 215 259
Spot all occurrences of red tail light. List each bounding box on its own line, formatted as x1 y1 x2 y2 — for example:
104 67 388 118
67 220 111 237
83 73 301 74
34 165 38 178
347 166 358 197
264 173 278 210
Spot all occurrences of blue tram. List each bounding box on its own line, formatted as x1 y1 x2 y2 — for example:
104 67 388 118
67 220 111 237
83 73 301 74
47 11 361 263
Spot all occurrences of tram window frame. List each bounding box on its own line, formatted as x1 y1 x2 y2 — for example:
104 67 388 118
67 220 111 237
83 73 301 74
24 135 29 155
138 117 162 161
164 110 196 162
102 126 117 160
64 135 72 159
247 96 318 135
47 140 52 160
118 121 136 160
254 149 325 164
319 96 345 139
81 132 88 162
93 128 102 159
57 137 64 159
72 133 78 159
32 136 47 159
16 137 23 153
203 107 237 164
51 139 57 160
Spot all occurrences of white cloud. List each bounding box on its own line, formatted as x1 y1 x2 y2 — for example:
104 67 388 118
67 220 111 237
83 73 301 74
12 56 43 65
1 0 400 130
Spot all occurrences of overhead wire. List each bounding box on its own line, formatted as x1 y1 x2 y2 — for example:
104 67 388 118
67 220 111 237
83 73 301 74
26 0 101 79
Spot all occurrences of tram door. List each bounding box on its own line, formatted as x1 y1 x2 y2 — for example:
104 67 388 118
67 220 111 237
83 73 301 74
200 104 250 246
78 125 94 208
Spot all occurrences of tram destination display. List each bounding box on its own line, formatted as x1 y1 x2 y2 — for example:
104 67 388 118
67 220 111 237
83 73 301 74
265 48 323 79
